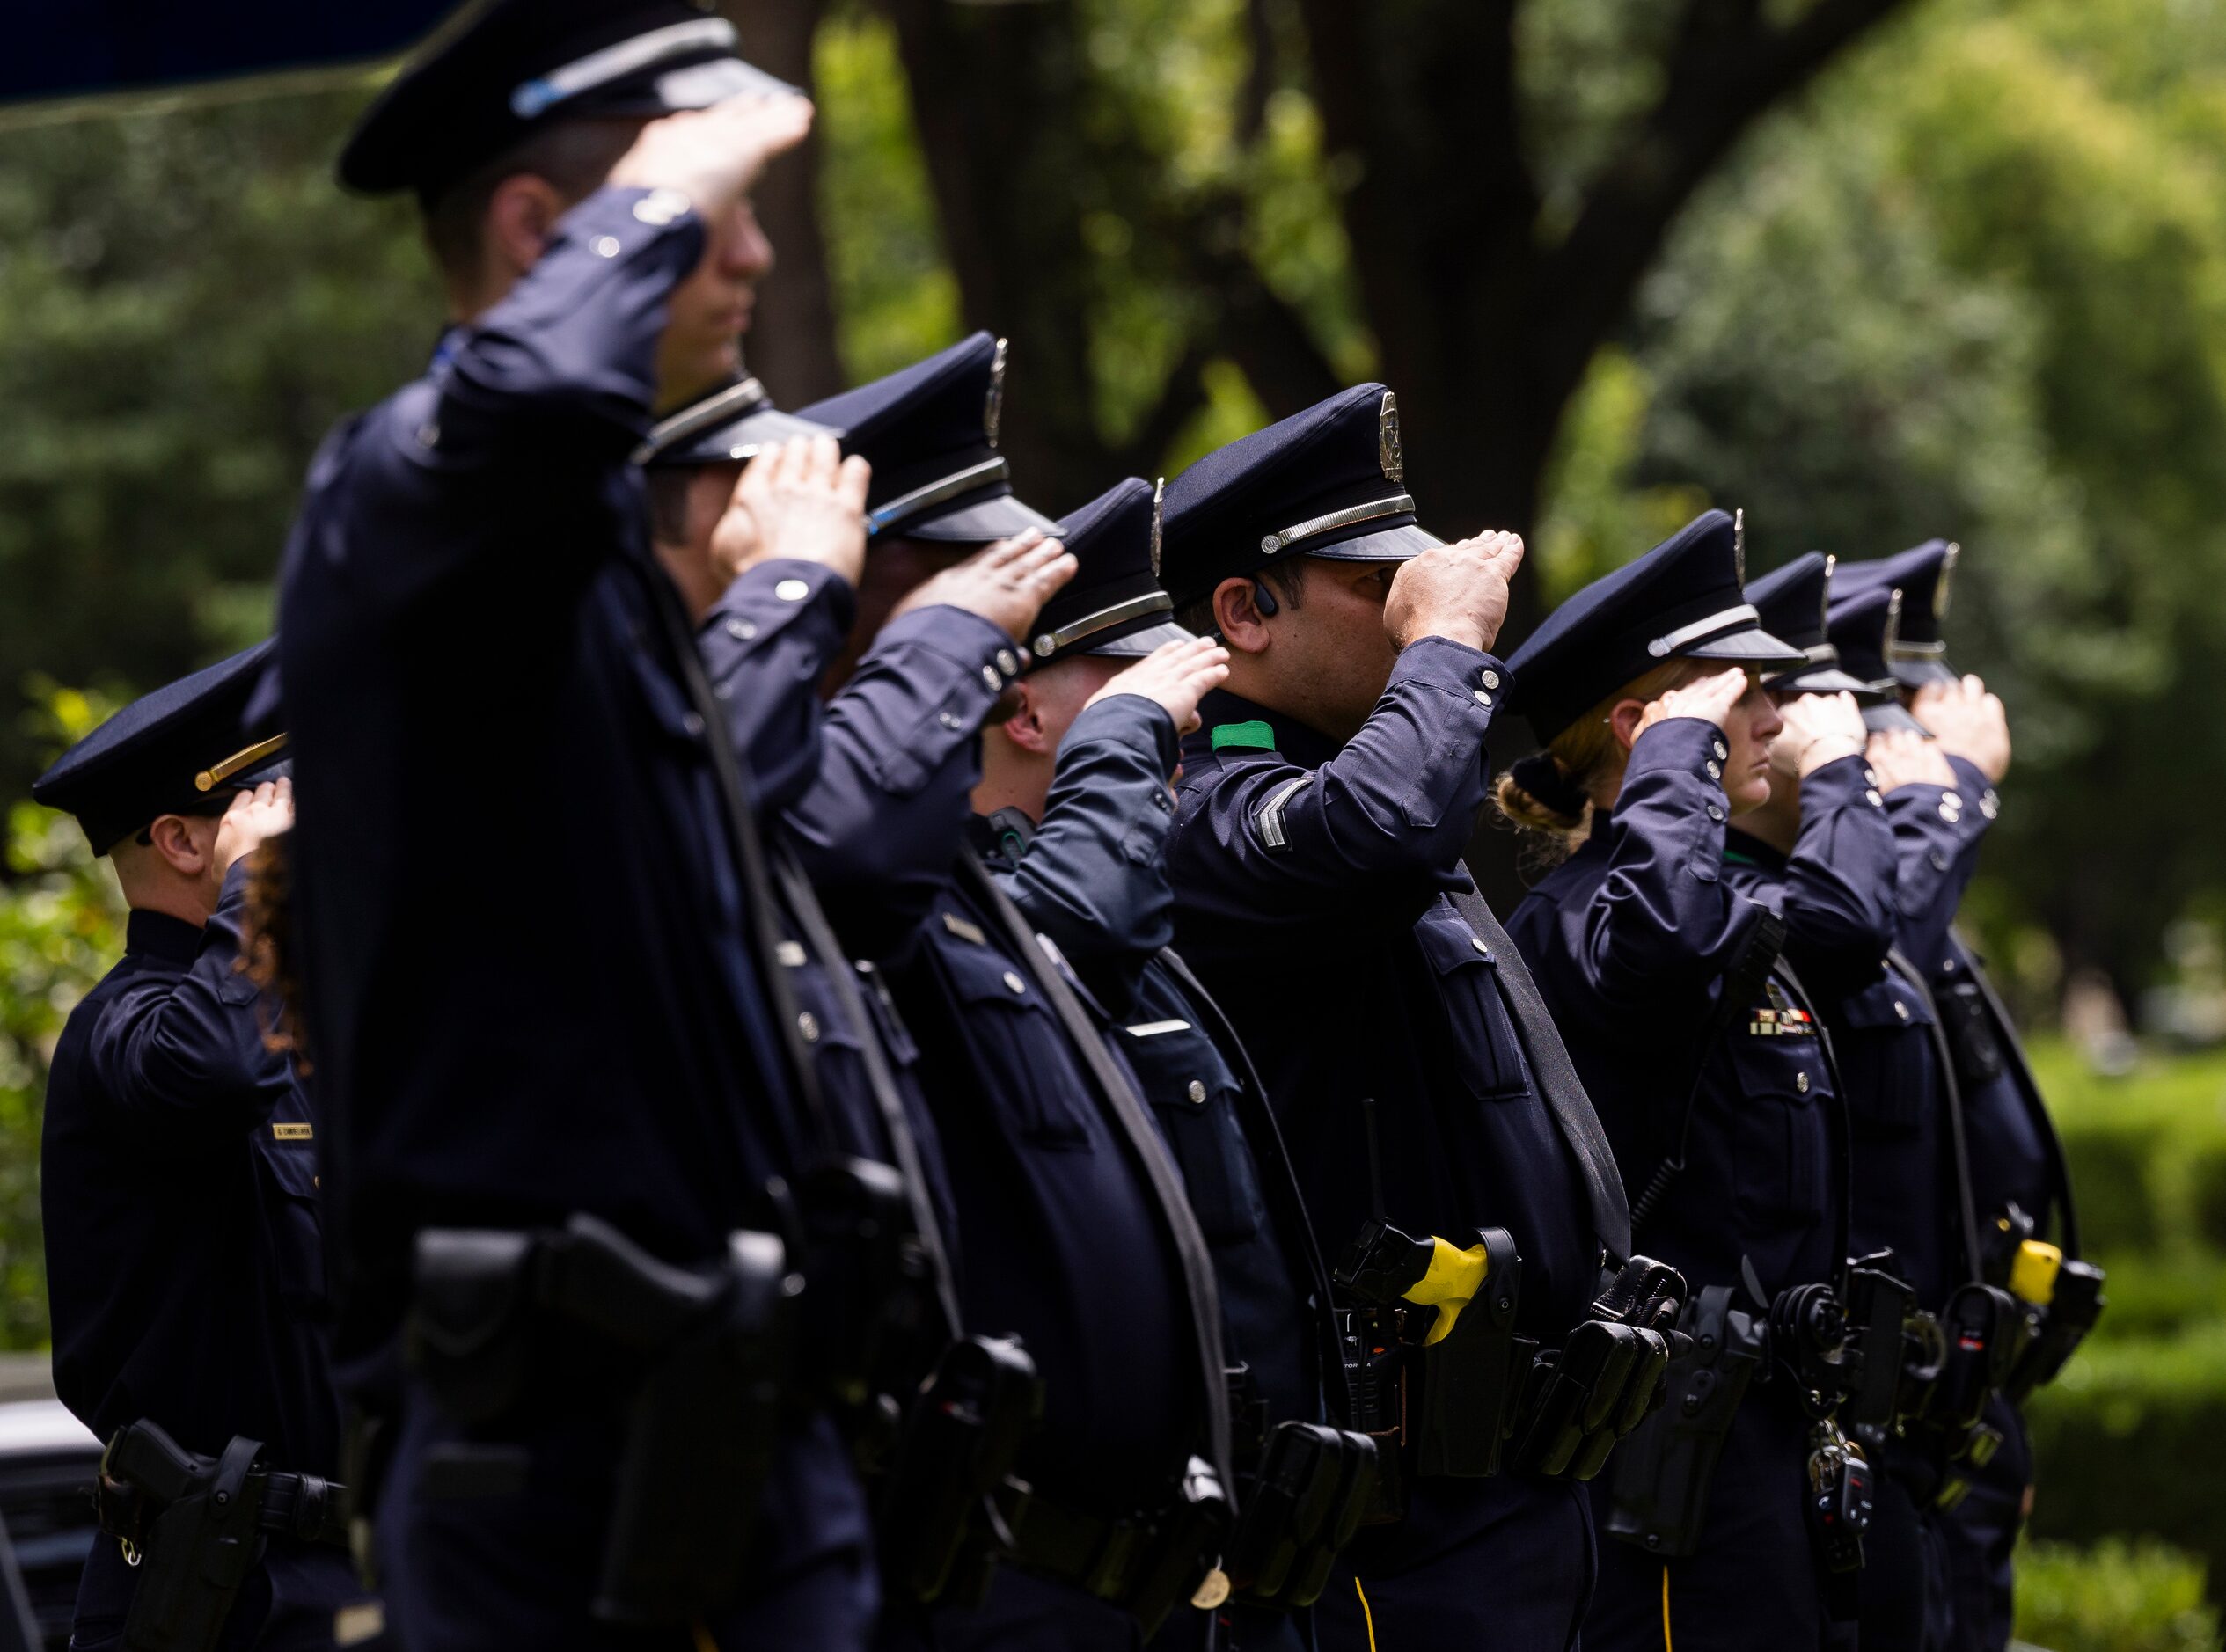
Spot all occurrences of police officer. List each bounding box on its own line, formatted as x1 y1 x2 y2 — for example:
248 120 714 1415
970 477 1379 1651
1739 552 1962 1652
1497 511 1866 1650
33 643 378 1649
772 344 1237 1648
1833 543 2092 1652
1159 387 1658 1652
278 8 873 1644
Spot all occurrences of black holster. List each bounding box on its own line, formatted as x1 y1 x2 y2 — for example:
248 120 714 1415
874 1334 1043 1609
1414 1229 1527 1480
100 1428 267 1652
1006 1458 1234 1638
1225 1422 1378 1611
1605 1285 1765 1558
408 1213 796 1626
2003 1259 2105 1406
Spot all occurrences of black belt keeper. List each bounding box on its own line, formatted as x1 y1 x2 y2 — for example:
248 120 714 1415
1007 1458 1232 1638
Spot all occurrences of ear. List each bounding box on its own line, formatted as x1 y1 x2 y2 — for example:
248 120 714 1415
997 679 1056 757
145 813 213 879
482 173 572 283
1607 698 1649 755
1213 576 1272 655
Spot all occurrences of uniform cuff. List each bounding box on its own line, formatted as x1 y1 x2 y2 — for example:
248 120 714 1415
875 604 1026 691
1391 636 1512 719
709 559 857 640
553 186 707 273
1062 695 1179 778
1798 750 1884 815
1627 716 1731 785
1944 755 2003 824
1887 780 1992 844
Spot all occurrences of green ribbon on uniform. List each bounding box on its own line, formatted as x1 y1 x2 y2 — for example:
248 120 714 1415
1210 720 1277 753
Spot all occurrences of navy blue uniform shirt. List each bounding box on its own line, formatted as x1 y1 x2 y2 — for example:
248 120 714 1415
887 837 1193 1517
1506 719 1856 1298
1165 640 1600 1340
988 693 1318 1437
276 187 807 1365
43 863 340 1472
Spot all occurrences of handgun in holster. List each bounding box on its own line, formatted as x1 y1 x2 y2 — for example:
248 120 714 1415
1922 1282 2023 1508
1335 1219 1526 1483
1606 1284 1766 1558
409 1212 797 1626
1508 1255 1688 1482
98 1425 268 1652
1984 1210 2105 1406
1224 1422 1379 1611
874 1334 1043 1610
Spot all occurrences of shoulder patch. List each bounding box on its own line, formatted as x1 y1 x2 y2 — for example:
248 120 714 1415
1255 773 1314 852
1211 720 1278 753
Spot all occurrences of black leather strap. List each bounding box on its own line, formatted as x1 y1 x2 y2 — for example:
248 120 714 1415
254 1472 350 1549
772 844 963 1340
1154 946 1350 1428
956 857 1233 1493
1447 866 1631 1261
1776 956 1853 1296
1889 949 1987 1287
1961 942 2082 1258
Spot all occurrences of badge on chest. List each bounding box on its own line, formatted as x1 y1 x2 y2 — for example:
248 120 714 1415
1747 982 1816 1037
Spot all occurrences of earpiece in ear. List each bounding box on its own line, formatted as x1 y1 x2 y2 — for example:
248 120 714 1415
1251 579 1280 618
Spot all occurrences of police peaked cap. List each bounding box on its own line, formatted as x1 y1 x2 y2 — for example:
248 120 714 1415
635 376 834 469
1158 383 1441 609
1826 585 1929 735
338 0 798 201
797 333 1058 545
1504 509 1809 744
1746 552 1881 700
1029 479 1190 667
1832 538 1960 688
33 641 289 852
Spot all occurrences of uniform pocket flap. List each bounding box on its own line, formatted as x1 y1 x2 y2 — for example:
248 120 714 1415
933 932 1043 1010
1837 976 1937 1033
1412 908 1497 974
253 1129 320 1200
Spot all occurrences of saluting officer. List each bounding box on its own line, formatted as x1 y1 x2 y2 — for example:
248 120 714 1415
277 6 875 1645
1832 544 2091 1652
1497 512 1864 1650
780 341 1238 1648
34 644 378 1650
1158 388 1659 1652
1737 552 1962 1652
970 477 1380 1652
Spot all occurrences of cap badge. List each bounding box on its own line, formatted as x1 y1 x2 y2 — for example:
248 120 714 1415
1732 508 1746 586
1884 587 1905 654
1378 392 1403 485
1820 553 1836 638
1150 478 1165 581
985 337 1008 450
1937 541 1959 621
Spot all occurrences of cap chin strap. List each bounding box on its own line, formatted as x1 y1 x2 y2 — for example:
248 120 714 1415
511 17 738 119
1645 603 1759 659
633 377 769 465
867 457 1010 537
1257 493 1414 557
1029 592 1174 660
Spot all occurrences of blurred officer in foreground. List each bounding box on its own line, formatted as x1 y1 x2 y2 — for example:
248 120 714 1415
787 343 1238 1648
1832 545 2098 1652
971 478 1380 1650
34 645 380 1650
1498 512 1868 1650
277 4 880 1645
1160 387 1665 1652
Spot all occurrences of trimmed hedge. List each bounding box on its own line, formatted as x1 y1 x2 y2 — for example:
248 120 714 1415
2015 1538 2221 1652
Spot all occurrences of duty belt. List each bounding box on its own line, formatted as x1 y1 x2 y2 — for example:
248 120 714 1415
1006 1457 1232 1637
97 1422 350 1553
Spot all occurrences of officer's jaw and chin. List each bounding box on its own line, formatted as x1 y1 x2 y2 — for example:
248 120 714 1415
1201 558 1402 745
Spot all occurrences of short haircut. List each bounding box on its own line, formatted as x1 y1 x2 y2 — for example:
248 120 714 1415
421 117 647 282
1174 559 1308 637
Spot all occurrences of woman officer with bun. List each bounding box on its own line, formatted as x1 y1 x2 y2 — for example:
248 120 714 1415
1498 511 1883 1651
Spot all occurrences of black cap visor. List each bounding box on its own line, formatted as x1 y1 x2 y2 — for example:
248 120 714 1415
1085 620 1193 660
1303 521 1443 563
1888 653 1959 689
1862 700 1930 735
1682 623 1812 672
1767 664 1884 698
643 404 834 468
897 487 1060 546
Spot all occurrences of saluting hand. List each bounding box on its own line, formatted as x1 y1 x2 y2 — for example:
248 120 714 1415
1865 727 1957 793
893 530 1079 641
1637 665 1749 735
709 436 872 588
1768 691 1869 779
214 777 294 878
607 94 815 224
1383 530 1526 653
1087 636 1232 736
1912 674 2010 783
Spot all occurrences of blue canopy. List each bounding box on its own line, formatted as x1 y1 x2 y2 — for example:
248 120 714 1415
4 1 463 109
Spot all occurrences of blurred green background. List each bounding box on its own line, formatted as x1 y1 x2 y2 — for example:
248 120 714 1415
6 0 2226 1644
